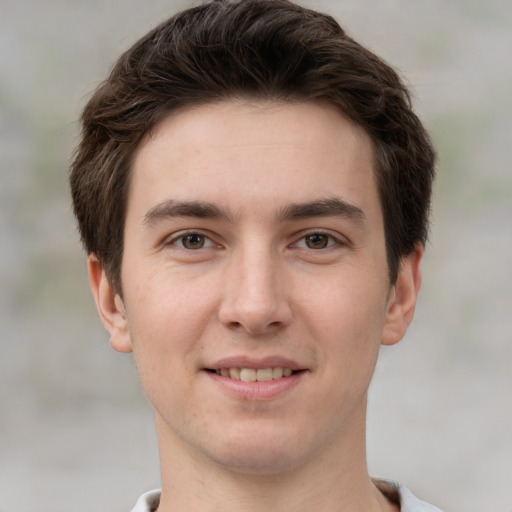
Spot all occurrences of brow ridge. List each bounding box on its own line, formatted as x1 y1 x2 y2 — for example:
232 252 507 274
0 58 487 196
143 197 365 226
279 197 366 223
143 200 231 225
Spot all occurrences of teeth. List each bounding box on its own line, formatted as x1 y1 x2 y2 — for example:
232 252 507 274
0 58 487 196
256 368 273 381
273 367 284 379
240 368 257 382
215 367 295 381
229 367 241 379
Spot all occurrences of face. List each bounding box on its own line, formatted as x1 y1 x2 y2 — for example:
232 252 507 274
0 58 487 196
90 100 421 475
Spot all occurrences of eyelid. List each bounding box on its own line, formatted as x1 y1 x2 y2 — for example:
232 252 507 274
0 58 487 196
290 229 347 249
164 229 219 249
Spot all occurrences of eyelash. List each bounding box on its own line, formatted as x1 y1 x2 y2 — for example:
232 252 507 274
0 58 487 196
166 231 218 250
166 230 343 252
291 231 343 250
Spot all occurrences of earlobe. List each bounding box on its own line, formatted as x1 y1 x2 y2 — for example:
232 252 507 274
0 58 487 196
87 255 133 353
381 244 423 346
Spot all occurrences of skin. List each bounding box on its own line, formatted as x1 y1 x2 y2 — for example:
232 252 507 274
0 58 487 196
89 100 422 512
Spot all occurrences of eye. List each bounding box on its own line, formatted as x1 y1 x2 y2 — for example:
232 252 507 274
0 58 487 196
294 232 338 250
304 233 332 249
172 233 215 250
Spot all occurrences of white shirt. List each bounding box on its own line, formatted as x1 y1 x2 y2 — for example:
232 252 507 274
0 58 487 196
130 481 443 511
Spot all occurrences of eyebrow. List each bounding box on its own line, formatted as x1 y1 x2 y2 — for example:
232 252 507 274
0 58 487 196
143 200 231 225
143 197 366 226
278 197 366 223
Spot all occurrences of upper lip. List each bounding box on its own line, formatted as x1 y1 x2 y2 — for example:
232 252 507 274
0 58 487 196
205 355 306 371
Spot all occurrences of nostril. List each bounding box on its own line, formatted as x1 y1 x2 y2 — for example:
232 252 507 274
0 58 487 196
226 321 244 331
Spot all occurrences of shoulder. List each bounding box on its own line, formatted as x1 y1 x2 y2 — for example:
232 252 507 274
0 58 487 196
130 489 161 512
131 483 443 512
375 479 444 512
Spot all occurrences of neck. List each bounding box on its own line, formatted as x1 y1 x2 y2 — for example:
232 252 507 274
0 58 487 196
153 401 397 512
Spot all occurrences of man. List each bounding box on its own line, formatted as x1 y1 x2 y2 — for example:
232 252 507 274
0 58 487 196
70 1 440 510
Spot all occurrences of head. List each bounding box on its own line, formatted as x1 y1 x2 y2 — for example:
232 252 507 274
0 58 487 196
70 0 436 296
73 1 437 479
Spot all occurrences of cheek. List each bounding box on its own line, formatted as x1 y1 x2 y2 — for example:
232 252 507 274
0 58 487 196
126 263 219 333
125 290 215 417
122 271 220 383
300 273 389 360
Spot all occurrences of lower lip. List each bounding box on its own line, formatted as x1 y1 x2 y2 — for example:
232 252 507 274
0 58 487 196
204 371 306 401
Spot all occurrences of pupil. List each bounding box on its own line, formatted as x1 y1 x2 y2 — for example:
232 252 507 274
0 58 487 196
184 234 204 249
307 234 328 249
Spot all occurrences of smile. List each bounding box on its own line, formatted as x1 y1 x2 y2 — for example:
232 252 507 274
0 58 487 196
213 367 295 382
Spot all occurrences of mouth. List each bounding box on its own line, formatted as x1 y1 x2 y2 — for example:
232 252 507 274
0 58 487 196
204 359 308 400
207 367 300 382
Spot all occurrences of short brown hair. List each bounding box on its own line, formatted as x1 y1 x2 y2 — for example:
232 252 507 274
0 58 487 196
71 0 436 294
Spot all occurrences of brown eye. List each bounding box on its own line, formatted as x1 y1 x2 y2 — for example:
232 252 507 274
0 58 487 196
304 233 330 249
181 234 205 249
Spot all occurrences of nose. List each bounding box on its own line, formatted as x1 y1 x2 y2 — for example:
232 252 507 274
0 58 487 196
218 245 293 335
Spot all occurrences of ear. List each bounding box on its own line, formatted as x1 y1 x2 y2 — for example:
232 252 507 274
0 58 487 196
87 255 133 353
381 244 423 346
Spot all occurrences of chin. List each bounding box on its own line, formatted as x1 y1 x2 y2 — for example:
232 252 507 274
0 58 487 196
213 447 303 476
202 424 311 475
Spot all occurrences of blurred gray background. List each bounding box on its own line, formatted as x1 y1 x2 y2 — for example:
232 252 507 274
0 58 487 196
1 0 511 511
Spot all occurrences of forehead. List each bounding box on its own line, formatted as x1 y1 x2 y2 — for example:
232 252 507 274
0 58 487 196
129 100 379 222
